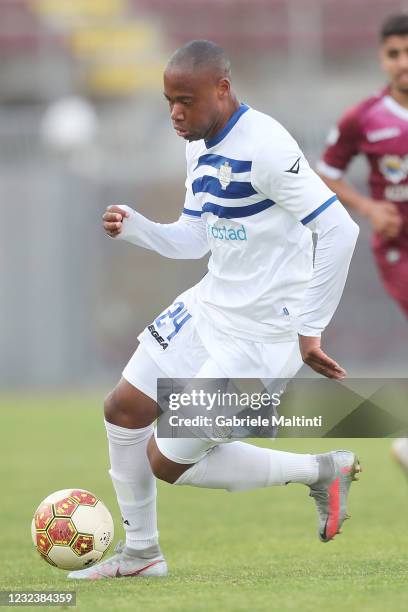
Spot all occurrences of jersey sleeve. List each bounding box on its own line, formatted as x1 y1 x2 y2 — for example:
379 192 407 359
115 204 209 260
296 200 359 336
252 128 337 225
317 106 362 179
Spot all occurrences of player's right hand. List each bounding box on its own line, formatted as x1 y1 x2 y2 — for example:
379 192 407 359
103 205 130 237
366 200 402 239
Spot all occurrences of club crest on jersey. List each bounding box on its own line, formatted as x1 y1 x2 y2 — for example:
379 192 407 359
218 161 232 190
379 154 408 184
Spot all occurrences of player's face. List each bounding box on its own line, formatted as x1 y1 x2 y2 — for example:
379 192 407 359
163 66 230 141
381 35 408 93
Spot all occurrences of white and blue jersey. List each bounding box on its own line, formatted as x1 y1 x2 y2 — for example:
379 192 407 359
183 104 337 342
117 103 358 345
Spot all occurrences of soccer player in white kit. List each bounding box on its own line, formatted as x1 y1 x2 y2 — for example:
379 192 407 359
68 41 360 580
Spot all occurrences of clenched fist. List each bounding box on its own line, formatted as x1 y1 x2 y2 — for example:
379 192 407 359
103 205 130 237
366 200 402 239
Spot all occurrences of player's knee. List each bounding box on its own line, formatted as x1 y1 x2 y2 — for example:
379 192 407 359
104 389 141 429
146 438 179 484
151 462 175 483
104 379 158 428
103 390 118 422
148 453 176 484
103 387 138 427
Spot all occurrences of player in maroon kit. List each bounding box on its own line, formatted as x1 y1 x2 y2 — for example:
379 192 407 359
318 14 408 474
318 13 408 318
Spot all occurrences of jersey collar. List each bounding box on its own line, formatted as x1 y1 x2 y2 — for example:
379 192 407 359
204 103 250 149
383 95 408 121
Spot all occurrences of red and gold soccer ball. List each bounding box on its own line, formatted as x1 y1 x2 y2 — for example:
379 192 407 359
31 489 114 570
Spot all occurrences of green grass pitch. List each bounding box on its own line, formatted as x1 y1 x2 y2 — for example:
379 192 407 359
1 393 408 611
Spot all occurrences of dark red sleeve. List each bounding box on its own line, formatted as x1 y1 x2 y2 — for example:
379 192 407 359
321 106 362 172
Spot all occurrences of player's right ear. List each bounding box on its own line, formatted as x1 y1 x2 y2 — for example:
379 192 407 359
217 78 231 99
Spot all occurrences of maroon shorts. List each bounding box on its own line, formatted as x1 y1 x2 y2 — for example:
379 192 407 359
372 236 408 318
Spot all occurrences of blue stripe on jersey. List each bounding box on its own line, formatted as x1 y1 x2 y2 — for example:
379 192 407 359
183 208 202 217
205 104 250 149
202 198 275 219
194 154 252 174
301 195 338 225
192 175 257 199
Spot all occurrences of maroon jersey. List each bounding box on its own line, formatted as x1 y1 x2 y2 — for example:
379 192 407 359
318 90 408 316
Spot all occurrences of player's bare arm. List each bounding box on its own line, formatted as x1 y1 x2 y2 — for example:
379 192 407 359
319 174 402 239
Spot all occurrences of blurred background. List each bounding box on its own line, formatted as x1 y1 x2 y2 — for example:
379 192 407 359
1 0 408 390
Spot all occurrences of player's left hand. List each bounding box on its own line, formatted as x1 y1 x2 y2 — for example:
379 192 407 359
298 335 346 380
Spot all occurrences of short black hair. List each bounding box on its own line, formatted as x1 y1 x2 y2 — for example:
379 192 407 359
380 14 408 41
167 40 231 79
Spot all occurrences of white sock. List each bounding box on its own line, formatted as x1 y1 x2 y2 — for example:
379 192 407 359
105 420 159 552
175 441 318 491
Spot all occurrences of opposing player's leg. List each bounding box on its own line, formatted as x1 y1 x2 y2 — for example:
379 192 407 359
372 245 408 479
372 241 408 319
149 341 361 542
391 437 408 476
68 348 167 580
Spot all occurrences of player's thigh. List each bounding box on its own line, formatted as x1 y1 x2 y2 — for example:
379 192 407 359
105 345 164 428
262 339 303 379
122 342 169 402
154 357 229 465
198 313 302 379
136 288 209 379
154 342 303 465
116 327 207 430
117 289 209 431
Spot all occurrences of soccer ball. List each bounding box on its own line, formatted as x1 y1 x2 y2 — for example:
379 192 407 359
31 489 114 570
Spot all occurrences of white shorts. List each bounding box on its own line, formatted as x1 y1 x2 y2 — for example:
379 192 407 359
122 287 303 464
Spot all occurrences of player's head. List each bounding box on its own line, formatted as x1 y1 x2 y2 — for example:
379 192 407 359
163 40 235 142
380 14 408 93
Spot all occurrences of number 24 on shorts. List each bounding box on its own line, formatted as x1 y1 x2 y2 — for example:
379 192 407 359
154 301 192 342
